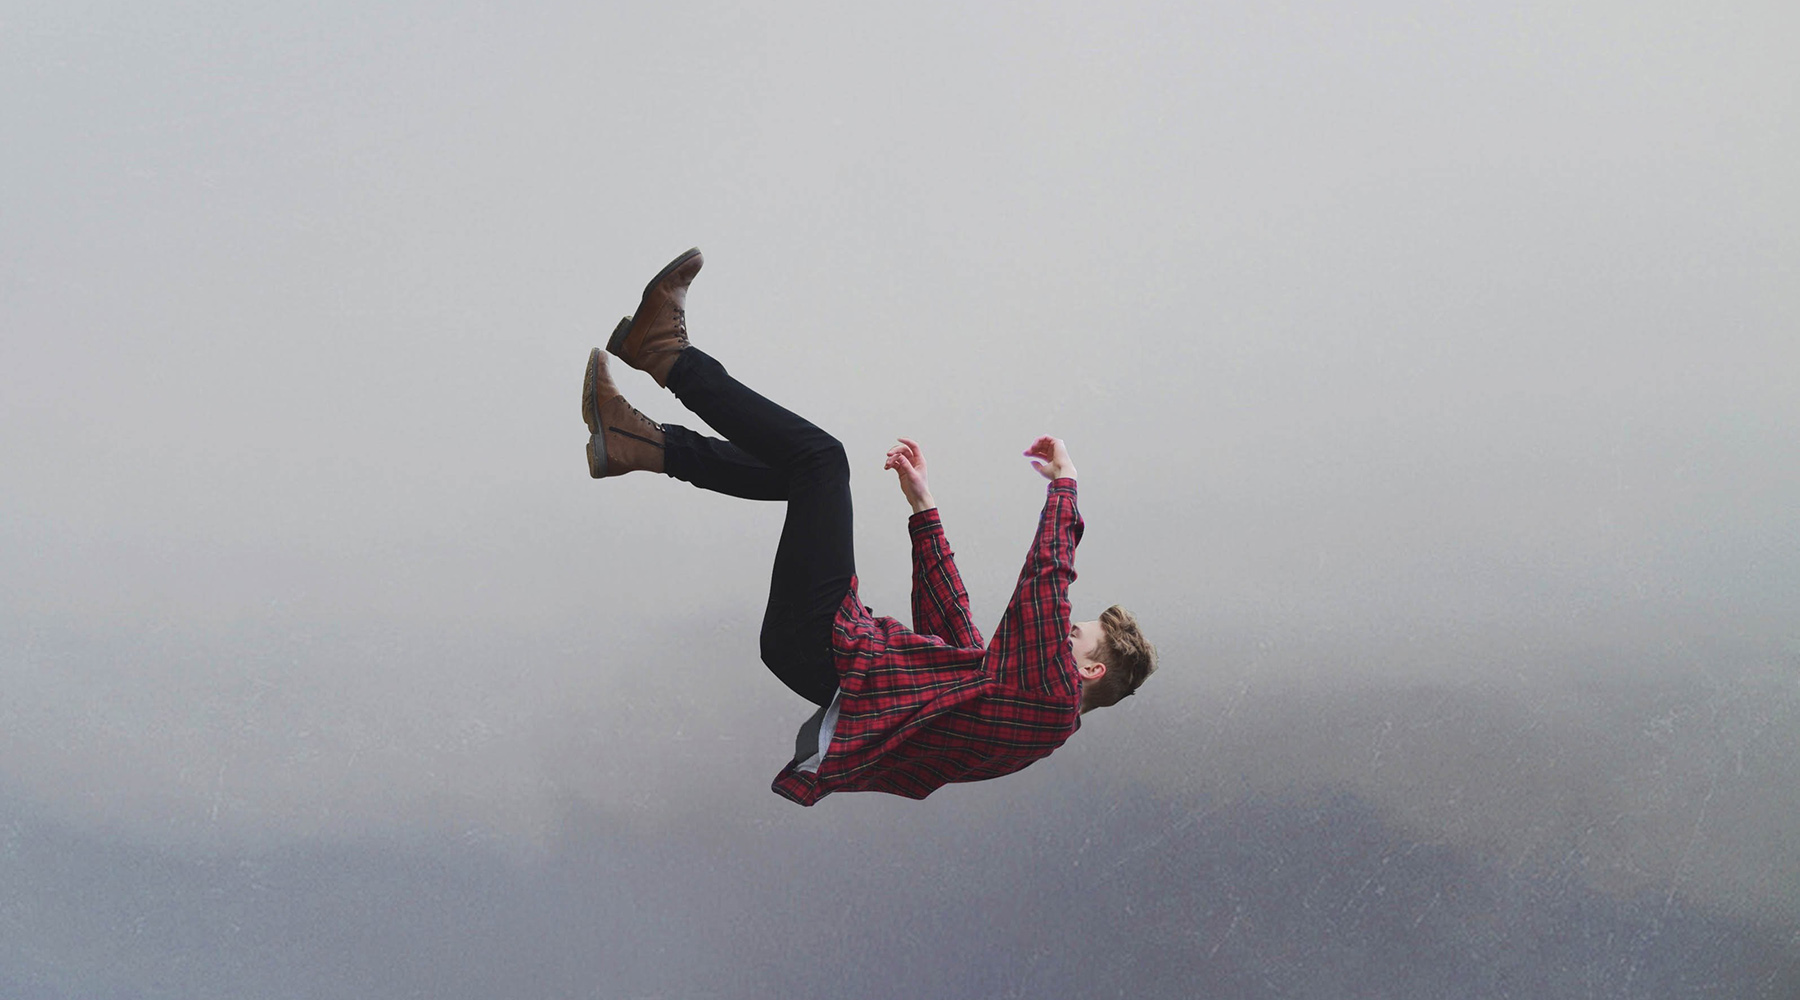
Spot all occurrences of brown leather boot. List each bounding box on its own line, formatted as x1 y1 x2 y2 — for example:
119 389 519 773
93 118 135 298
605 247 703 388
582 348 665 478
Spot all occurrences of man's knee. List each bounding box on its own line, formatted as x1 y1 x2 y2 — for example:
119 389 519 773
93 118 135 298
796 435 849 483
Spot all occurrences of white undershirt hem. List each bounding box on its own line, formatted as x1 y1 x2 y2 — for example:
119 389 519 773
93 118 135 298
795 688 843 774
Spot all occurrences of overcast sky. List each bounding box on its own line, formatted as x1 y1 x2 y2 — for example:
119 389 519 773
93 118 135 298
3 1 1797 996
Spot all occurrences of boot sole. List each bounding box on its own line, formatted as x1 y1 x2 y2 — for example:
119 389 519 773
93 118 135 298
606 247 701 358
587 433 608 479
582 347 603 434
604 315 633 360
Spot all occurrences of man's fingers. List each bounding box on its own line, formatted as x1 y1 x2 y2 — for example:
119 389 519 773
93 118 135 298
1024 436 1064 462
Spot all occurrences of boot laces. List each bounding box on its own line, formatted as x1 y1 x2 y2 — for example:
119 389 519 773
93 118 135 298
611 400 662 436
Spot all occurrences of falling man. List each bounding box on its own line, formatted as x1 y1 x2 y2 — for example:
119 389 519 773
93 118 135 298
582 248 1158 805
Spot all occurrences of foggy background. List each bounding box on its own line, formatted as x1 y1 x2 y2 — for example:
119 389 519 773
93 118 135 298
3 1 1796 997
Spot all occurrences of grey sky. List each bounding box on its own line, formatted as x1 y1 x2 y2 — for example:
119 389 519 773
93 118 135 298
3 1 1797 996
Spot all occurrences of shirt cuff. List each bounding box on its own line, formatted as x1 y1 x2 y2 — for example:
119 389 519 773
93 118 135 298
908 507 944 533
1048 477 1078 494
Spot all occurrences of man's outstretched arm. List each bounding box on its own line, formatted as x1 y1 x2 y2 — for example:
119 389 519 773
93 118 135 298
988 436 1083 695
886 438 984 649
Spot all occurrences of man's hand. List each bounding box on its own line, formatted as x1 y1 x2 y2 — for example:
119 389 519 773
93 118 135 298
884 437 936 513
1024 436 1077 482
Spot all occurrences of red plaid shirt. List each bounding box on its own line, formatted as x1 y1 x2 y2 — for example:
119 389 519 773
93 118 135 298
772 478 1083 805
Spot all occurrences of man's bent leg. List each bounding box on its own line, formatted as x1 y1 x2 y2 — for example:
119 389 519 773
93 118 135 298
656 345 853 706
758 441 855 707
662 425 787 501
665 348 839 475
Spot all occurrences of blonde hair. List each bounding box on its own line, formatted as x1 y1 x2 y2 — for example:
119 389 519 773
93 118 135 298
1080 604 1157 713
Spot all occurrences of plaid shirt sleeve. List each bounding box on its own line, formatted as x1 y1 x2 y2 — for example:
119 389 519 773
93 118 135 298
985 478 1083 694
907 507 985 649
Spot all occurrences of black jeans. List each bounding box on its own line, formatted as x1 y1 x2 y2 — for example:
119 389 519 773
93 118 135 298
662 347 852 707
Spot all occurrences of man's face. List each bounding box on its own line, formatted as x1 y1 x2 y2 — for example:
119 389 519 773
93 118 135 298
1069 619 1104 673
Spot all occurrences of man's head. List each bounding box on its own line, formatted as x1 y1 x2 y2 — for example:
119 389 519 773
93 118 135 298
1072 605 1158 714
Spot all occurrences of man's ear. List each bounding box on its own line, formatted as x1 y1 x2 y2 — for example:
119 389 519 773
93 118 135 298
1079 660 1107 682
